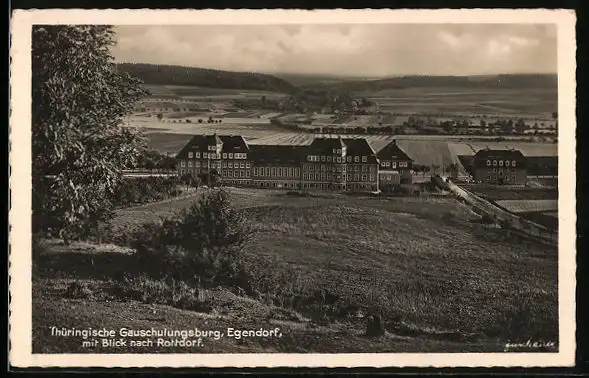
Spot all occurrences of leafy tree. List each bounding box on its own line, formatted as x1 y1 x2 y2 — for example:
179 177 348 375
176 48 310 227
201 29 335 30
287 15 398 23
32 25 148 241
515 118 527 135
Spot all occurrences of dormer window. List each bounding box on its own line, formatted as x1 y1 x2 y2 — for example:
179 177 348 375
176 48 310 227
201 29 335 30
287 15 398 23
188 152 193 158
222 153 227 159
499 160 504 166
327 156 332 162
337 149 341 154
392 162 396 168
332 149 336 154
354 156 359 163
229 153 234 159
512 160 517 167
195 152 200 158
362 156 367 163
347 156 352 162
486 160 491 166
506 161 510 167
321 156 326 162
493 160 497 166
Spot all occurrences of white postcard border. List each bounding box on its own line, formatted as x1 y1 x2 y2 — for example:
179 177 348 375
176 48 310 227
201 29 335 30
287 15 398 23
9 8 577 368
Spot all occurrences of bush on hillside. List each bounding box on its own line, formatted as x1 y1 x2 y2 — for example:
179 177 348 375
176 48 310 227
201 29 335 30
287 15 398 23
131 188 256 289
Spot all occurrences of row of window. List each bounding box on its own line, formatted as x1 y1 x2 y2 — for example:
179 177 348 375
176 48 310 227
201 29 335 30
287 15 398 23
181 160 251 169
486 159 517 167
302 164 376 172
381 161 408 168
302 173 376 182
187 151 248 160
307 155 369 163
221 170 250 178
487 168 517 174
253 167 300 177
486 175 518 182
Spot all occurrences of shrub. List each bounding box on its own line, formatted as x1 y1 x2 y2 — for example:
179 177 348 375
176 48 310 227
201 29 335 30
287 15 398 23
109 276 213 313
131 188 256 288
65 280 93 299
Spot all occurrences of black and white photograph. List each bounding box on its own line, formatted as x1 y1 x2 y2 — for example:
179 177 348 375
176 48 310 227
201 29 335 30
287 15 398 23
9 9 576 368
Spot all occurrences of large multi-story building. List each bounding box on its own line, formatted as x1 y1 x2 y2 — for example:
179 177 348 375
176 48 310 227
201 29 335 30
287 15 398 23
175 134 251 185
250 145 305 189
472 148 527 185
175 134 408 192
376 140 414 191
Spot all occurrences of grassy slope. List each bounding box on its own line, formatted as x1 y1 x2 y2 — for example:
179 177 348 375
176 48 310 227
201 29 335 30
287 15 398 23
33 189 558 353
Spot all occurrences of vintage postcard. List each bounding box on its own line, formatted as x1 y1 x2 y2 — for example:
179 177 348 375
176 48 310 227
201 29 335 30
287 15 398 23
9 9 576 368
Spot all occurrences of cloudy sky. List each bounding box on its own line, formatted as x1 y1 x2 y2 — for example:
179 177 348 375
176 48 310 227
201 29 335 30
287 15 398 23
112 24 556 77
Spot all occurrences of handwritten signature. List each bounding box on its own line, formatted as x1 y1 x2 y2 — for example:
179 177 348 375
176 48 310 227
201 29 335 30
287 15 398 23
504 340 557 352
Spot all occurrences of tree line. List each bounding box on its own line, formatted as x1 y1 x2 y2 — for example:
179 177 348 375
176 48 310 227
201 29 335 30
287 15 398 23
117 63 299 94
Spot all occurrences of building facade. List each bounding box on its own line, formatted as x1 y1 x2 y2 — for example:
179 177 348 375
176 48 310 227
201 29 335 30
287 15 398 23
473 148 527 185
376 140 413 191
176 134 252 185
176 134 410 192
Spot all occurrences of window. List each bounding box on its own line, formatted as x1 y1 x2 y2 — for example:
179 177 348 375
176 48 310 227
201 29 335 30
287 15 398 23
512 160 517 167
222 153 227 159
499 160 504 166
336 157 341 163
202 152 208 159
180 169 184 175
347 156 352 162
362 156 367 163
246 162 250 168
228 162 233 168
505 160 510 167
362 174 367 181
493 160 497 166
332 149 336 154
229 153 234 159
337 149 341 154
370 174 375 181
195 152 200 158
512 168 516 173
321 173 325 180
392 162 396 168
327 156 332 162
188 161 193 167
240 170 244 178
512 175 516 181
181 160 186 167
354 156 359 162
493 168 497 173
240 162 245 169
228 171 233 177
308 156 312 162
188 152 193 158
266 168 270 176
381 162 386 167
195 161 200 168
487 175 491 181
246 171 250 178
486 160 491 166
221 161 227 168
321 156 326 162
272 167 276 176
254 167 259 176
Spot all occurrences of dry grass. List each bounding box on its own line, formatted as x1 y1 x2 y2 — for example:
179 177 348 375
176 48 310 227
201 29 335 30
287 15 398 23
33 188 558 353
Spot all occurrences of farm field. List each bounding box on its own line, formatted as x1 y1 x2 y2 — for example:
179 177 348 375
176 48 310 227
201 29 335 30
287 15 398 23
33 187 558 353
144 84 290 99
463 186 558 201
495 200 558 214
356 87 557 120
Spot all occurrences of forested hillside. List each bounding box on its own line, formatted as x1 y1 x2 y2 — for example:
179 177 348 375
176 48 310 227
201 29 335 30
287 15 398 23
117 63 300 94
301 74 558 92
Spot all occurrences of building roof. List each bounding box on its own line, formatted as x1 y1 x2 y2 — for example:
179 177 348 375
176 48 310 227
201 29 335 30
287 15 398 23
342 138 379 164
376 140 413 162
473 148 526 160
307 137 346 154
473 148 527 168
249 145 307 166
175 134 240 159
219 135 250 153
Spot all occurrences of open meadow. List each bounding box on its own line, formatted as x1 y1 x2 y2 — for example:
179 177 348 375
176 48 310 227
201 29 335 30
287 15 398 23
33 187 558 353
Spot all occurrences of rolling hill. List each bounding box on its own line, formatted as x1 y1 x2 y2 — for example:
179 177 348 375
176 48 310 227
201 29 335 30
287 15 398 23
300 74 558 93
117 63 300 95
